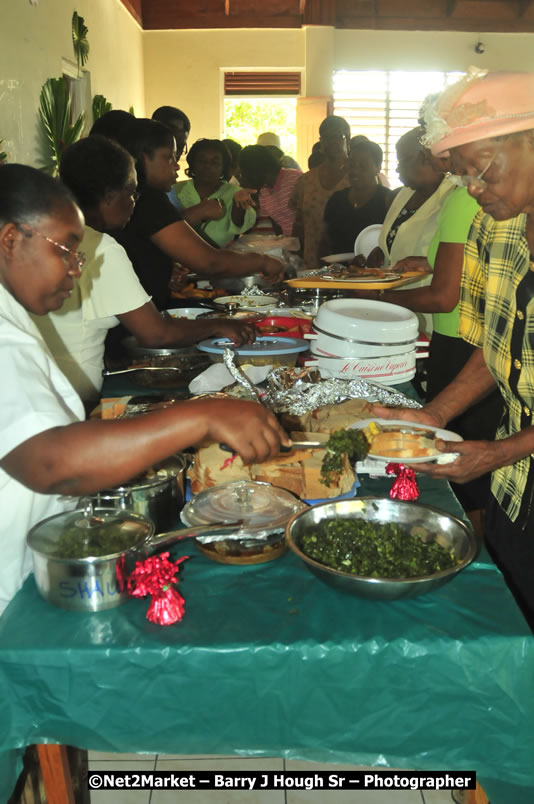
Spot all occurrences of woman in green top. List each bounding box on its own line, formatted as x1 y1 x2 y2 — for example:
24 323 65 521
173 139 257 248
358 186 503 512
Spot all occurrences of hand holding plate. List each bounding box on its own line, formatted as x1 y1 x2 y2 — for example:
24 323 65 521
405 438 500 482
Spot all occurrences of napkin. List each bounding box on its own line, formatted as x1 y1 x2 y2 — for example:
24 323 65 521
188 363 272 395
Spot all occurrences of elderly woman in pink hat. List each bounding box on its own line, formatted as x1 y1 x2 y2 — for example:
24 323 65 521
376 68 534 628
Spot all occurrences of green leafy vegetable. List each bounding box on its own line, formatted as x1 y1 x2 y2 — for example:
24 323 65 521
53 520 142 559
300 518 459 578
320 429 369 487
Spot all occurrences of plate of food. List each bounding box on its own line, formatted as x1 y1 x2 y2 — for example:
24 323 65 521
352 418 462 464
320 253 355 265
322 265 400 282
214 295 278 311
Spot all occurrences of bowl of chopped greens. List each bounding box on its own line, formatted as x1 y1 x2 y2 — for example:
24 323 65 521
285 497 479 599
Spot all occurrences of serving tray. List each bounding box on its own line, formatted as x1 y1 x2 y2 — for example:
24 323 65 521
285 272 422 291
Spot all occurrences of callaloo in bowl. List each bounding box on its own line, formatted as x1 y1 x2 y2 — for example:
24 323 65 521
285 497 479 600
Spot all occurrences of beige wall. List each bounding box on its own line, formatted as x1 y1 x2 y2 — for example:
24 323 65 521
2 8 534 167
143 29 305 144
143 25 534 146
333 29 534 72
0 0 144 166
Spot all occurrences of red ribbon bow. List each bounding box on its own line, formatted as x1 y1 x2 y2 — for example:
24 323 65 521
385 463 419 501
128 552 189 626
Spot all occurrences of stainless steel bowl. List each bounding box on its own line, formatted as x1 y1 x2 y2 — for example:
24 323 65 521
285 497 479 600
211 274 270 294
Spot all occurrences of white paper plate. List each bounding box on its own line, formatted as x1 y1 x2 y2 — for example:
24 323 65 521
350 418 462 464
165 307 211 319
354 224 383 257
320 253 355 265
322 272 400 283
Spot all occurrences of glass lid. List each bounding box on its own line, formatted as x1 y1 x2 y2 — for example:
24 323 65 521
27 504 153 560
181 480 306 537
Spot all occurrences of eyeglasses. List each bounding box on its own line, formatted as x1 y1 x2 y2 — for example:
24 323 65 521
449 143 504 191
18 224 86 273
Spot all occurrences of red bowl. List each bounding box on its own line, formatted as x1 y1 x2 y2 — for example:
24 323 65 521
255 316 313 339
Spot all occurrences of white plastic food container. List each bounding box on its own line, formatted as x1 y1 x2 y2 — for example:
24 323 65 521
306 350 418 385
305 299 424 385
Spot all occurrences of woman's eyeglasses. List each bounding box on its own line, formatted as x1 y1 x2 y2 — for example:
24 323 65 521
449 143 504 191
17 224 86 273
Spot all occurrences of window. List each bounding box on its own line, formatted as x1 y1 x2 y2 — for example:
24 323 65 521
333 70 464 187
224 97 297 158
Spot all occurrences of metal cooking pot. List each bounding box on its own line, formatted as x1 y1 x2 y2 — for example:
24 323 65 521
118 336 210 388
92 454 188 533
27 505 246 612
287 287 344 313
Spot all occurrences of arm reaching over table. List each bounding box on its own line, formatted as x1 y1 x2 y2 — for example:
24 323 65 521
152 221 285 284
373 348 534 485
1 399 290 497
0 162 292 613
373 348 496 429
120 303 257 347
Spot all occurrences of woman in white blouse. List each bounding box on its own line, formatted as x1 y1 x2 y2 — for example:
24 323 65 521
33 136 256 403
0 164 287 613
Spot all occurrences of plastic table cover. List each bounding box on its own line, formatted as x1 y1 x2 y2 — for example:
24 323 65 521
1 474 534 802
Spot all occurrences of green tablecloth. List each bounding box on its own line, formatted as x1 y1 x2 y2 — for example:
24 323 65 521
1 474 533 803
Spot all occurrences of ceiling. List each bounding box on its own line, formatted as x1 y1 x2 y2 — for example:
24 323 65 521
121 0 534 32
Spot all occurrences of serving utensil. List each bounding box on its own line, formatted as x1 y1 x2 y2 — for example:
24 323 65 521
219 441 326 454
103 366 186 376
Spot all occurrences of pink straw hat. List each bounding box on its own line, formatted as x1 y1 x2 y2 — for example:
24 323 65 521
423 68 534 155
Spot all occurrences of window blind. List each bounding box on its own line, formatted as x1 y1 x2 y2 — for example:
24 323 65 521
333 70 464 186
224 72 301 95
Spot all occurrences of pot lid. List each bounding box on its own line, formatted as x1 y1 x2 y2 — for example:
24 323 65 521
181 480 306 538
121 335 201 358
196 335 309 356
315 299 418 344
27 505 153 561
109 454 188 492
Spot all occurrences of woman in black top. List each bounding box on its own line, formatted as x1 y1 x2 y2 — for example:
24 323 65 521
114 119 284 310
321 140 392 256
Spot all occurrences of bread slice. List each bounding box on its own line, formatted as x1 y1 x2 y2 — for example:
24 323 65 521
369 431 438 459
188 442 252 493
